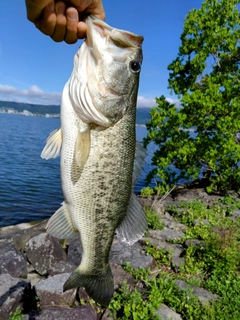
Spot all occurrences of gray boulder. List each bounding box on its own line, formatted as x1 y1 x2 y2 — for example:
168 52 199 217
34 273 76 307
110 241 155 269
25 233 66 275
26 305 96 320
0 243 28 278
148 228 185 242
156 304 182 320
175 280 219 305
0 274 32 320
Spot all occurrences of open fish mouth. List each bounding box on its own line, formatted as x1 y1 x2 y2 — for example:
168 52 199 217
68 15 144 127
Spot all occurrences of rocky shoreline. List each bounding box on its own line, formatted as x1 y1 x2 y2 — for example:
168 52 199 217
0 185 239 320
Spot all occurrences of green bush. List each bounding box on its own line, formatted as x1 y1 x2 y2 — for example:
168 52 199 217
144 0 240 194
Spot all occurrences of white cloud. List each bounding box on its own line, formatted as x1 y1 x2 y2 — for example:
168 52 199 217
166 97 182 109
0 84 61 105
137 96 156 108
0 84 177 110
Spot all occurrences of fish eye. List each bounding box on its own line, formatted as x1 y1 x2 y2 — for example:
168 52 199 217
130 61 141 73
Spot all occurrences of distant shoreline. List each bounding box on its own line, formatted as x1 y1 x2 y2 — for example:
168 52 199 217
0 108 148 125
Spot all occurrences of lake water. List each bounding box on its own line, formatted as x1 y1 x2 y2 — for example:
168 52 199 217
0 113 154 227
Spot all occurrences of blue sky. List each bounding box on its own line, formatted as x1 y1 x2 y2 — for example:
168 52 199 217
0 0 204 107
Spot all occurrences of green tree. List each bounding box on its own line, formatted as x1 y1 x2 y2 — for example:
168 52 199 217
144 0 240 194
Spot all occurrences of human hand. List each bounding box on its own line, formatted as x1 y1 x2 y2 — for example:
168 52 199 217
25 0 105 44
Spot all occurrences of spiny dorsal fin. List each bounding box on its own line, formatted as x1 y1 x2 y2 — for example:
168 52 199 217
41 128 62 159
116 193 147 245
75 123 91 168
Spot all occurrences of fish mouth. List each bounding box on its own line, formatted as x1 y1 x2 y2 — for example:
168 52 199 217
85 15 143 61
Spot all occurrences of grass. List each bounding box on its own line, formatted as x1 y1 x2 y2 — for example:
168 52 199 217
108 196 240 319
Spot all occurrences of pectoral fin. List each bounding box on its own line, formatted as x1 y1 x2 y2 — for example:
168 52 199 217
46 201 77 239
75 124 91 168
116 193 147 245
41 128 62 159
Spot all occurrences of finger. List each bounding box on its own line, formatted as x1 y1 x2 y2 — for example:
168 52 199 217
65 7 79 44
51 2 67 42
77 21 87 39
68 0 105 20
67 0 93 12
36 2 56 36
87 0 105 20
25 0 53 22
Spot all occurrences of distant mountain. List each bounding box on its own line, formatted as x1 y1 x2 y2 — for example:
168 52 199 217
0 100 60 116
0 100 152 125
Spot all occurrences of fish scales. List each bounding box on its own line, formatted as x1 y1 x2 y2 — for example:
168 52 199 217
41 15 147 307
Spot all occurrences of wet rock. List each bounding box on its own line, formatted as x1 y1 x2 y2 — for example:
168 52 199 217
175 280 219 305
0 274 32 320
110 241 155 269
156 304 182 320
26 305 96 320
0 243 28 278
25 233 66 275
148 228 185 242
34 273 77 307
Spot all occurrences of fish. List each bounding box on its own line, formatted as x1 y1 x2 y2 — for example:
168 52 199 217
41 15 146 307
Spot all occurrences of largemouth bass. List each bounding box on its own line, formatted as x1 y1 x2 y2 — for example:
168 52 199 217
41 15 146 307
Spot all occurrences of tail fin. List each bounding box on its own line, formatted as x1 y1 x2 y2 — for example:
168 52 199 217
63 266 114 307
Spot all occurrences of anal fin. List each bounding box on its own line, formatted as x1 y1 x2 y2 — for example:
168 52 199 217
116 193 147 245
46 201 77 239
41 128 62 159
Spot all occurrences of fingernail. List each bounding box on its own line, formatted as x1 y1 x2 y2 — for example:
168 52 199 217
67 9 78 21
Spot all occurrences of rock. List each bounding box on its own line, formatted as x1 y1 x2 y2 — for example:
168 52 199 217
34 273 77 307
144 238 183 258
193 219 210 226
25 233 66 275
162 218 187 232
48 261 76 276
148 228 185 242
110 241 155 269
156 304 182 320
111 263 135 290
152 201 165 215
67 237 82 266
27 272 45 287
233 209 240 216
26 305 96 320
0 243 28 278
171 257 185 272
175 280 219 305
12 228 42 251
184 239 202 248
0 274 32 320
